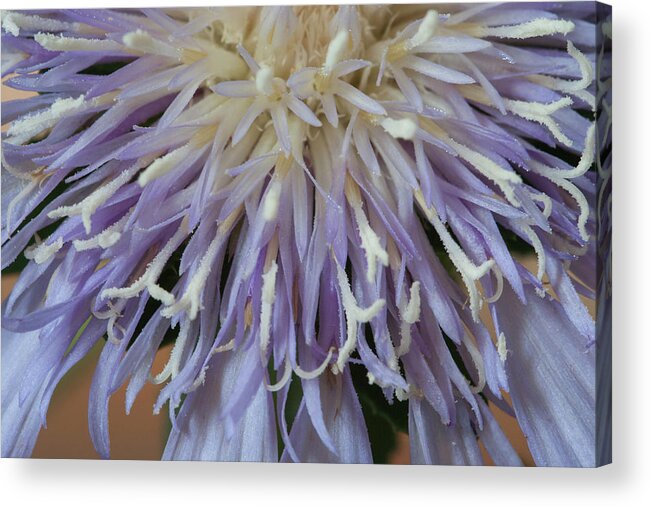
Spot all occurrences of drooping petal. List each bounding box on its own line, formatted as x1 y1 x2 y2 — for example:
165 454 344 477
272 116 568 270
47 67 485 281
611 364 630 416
409 398 484 466
282 370 372 464
495 284 596 467
163 347 277 462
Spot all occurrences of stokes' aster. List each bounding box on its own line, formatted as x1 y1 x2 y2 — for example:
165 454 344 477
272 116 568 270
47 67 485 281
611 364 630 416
2 4 600 465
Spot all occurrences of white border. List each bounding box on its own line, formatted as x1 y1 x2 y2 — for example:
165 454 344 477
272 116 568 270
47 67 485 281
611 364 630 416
2 0 650 506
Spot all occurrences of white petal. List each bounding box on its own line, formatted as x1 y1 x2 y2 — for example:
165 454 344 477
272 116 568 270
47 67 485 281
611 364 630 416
402 55 475 84
334 81 386 115
211 80 257 98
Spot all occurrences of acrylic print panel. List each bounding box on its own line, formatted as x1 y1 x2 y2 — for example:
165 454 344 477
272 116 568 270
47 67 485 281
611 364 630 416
0 2 611 467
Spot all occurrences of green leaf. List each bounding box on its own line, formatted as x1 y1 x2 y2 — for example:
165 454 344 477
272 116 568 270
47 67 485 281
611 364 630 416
351 365 409 463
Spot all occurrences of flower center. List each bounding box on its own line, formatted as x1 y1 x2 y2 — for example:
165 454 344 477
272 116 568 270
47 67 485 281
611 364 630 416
293 5 343 67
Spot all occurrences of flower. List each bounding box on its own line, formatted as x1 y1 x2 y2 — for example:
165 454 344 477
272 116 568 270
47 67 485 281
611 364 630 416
1 4 603 466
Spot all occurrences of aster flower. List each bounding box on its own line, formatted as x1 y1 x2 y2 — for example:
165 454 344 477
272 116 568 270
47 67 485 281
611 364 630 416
1 3 609 466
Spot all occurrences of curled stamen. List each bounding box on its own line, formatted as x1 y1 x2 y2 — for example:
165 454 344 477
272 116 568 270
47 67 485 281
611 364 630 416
73 209 134 251
161 208 241 320
530 192 553 218
520 222 547 295
24 237 64 264
484 265 504 304
505 97 574 147
265 356 292 392
533 165 591 242
101 217 189 304
333 259 386 373
530 42 595 108
295 348 335 379
463 334 487 394
415 189 495 321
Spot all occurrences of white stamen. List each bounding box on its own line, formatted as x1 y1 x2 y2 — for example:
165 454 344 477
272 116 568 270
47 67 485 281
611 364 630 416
103 300 127 344
2 12 80 37
484 265 504 304
353 206 389 283
262 180 282 221
102 218 188 303
445 138 521 204
152 319 191 384
475 18 574 39
7 96 86 144
397 281 420 358
106 315 127 345
395 384 422 401
409 10 439 48
212 339 235 355
161 209 240 320
415 190 495 321
530 192 553 218
24 236 63 264
402 281 421 324
539 123 596 179
505 97 574 147
545 175 590 242
49 162 140 234
529 159 592 242
35 32 123 52
295 347 335 379
147 285 175 307
255 66 274 96
463 334 486 394
497 332 508 363
138 144 193 187
345 178 389 282
73 211 132 251
395 388 408 401
333 260 385 373
266 356 292 392
531 41 594 95
381 117 418 140
524 124 595 243
187 366 209 392
520 223 547 291
3 13 21 36
324 30 349 71
122 29 180 60
259 260 278 358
